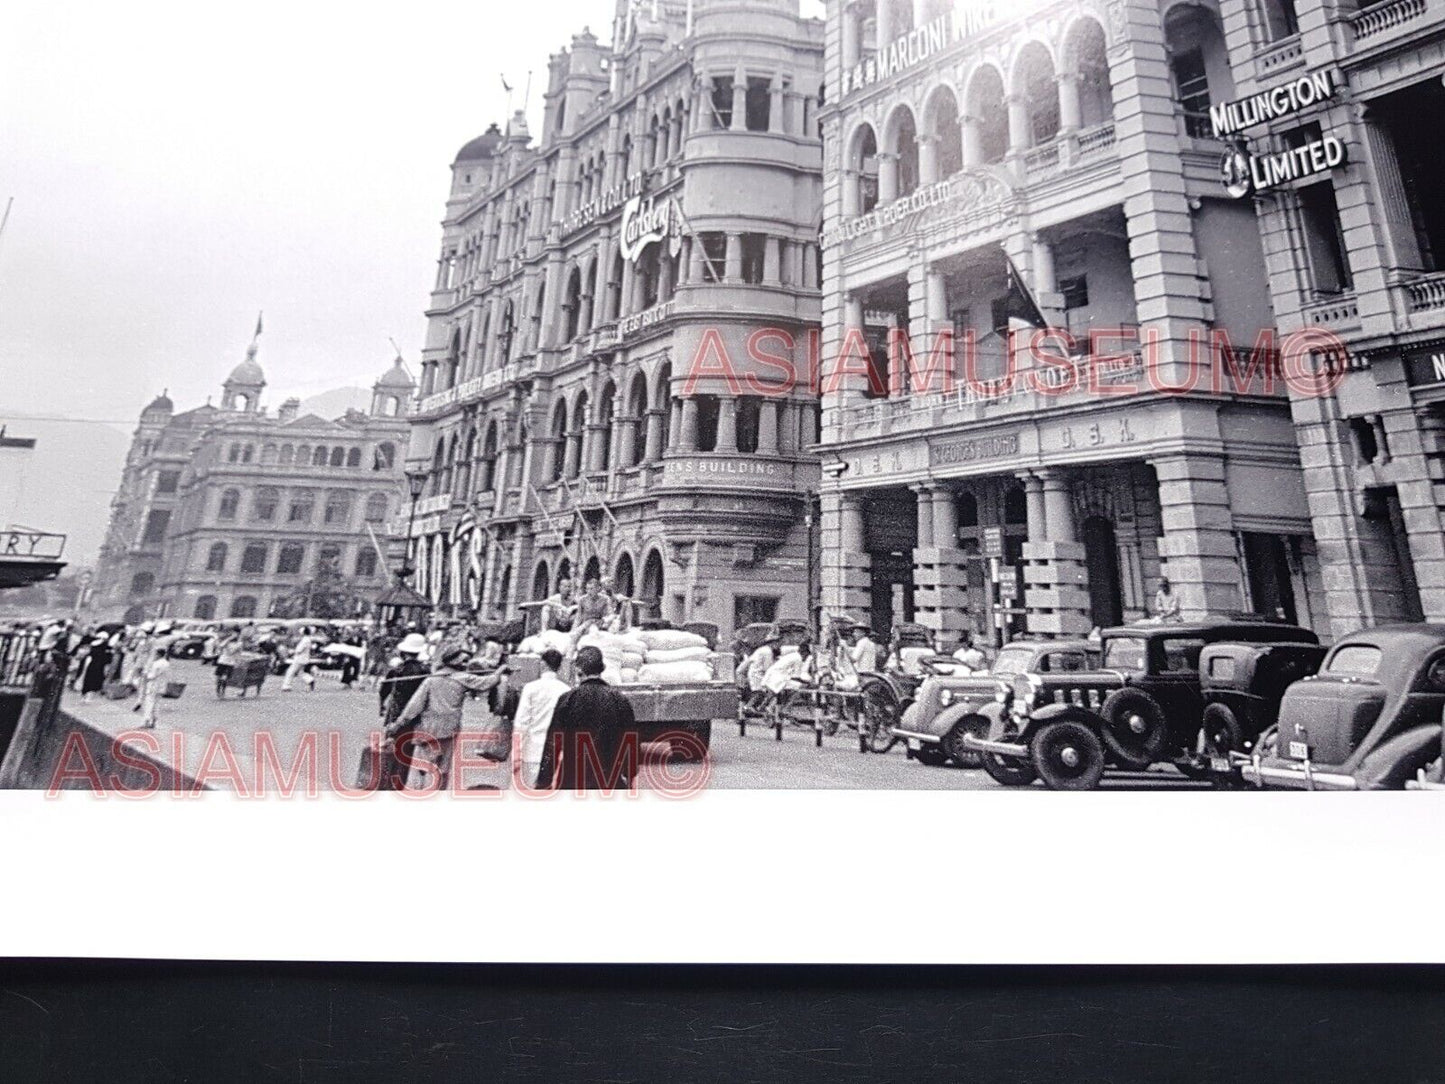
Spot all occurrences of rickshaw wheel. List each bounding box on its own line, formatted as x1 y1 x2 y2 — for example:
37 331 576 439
860 681 900 754
1031 720 1107 791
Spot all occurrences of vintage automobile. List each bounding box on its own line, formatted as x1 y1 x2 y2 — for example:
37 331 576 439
965 619 1318 790
166 630 212 661
1197 641 1326 773
1238 624 1445 790
892 638 1099 768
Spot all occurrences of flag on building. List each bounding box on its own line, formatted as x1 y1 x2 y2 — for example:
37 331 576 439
1001 250 1048 331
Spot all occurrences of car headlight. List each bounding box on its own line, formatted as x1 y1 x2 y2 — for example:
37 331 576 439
939 688 953 707
994 685 1008 704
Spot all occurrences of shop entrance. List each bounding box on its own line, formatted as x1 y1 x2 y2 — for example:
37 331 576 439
1081 516 1124 628
869 551 916 639
1239 532 1299 624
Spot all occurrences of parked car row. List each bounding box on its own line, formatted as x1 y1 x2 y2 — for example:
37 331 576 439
877 617 1445 792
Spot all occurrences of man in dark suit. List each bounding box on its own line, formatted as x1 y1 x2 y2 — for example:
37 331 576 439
539 645 636 791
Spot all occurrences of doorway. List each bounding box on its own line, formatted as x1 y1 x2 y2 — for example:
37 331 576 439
869 551 916 639
1082 516 1124 628
1240 532 1299 624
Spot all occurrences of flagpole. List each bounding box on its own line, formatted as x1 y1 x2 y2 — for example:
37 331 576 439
670 195 723 282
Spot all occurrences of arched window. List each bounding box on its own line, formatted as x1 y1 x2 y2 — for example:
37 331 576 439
1164 5 1234 136
241 444 255 464
532 562 551 600
313 446 329 467
550 401 568 482
129 571 155 598
355 548 379 578
458 429 476 497
230 596 258 619
596 382 615 471
194 595 217 620
324 491 352 527
480 424 499 492
628 373 649 467
206 542 228 572
966 67 1009 165
297 444 312 465
287 491 315 524
923 86 962 181
277 543 306 575
364 493 389 523
847 124 880 215
883 105 919 199
430 439 446 496
1014 41 1060 147
569 391 588 479
346 447 362 468
261 444 278 466
641 549 665 617
228 443 241 463
218 488 241 521
614 553 635 599
1063 18 1114 129
328 446 344 468
241 542 268 573
736 396 762 454
375 442 396 470
253 487 279 522
498 300 516 361
279 444 294 466
565 266 584 340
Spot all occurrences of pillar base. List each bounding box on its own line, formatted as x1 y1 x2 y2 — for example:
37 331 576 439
1022 540 1093 638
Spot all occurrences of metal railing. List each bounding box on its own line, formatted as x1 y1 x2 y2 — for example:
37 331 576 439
0 629 42 691
1352 0 1429 41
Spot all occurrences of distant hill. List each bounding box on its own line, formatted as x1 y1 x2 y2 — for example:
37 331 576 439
0 416 133 570
299 387 371 419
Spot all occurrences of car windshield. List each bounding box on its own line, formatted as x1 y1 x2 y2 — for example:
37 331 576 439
1102 636 1146 670
991 646 1036 677
1160 638 1206 674
1327 644 1383 677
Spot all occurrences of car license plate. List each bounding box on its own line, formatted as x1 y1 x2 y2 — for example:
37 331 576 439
1288 740 1309 760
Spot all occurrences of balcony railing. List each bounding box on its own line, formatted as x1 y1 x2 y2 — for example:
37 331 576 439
1023 141 1061 178
1402 272 1445 313
1074 122 1116 159
1352 0 1429 42
1256 34 1304 76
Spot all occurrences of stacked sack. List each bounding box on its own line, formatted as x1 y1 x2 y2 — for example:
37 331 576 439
636 629 713 684
577 629 649 685
516 628 573 657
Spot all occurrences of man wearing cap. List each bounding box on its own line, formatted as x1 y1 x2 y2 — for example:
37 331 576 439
386 646 504 790
377 633 430 790
538 645 636 791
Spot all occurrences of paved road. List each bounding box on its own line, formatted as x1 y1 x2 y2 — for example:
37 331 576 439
62 661 1208 793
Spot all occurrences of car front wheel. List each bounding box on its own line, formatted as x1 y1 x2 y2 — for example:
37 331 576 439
1031 720 1107 791
942 716 986 769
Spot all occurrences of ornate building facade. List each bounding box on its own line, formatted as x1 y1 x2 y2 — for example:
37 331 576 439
407 0 826 634
1210 0 1445 636
817 0 1330 644
93 338 414 624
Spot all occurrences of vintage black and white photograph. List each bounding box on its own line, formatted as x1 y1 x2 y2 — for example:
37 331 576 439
5 0 1445 817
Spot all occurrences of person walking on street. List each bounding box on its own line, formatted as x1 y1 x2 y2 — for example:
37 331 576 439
377 633 430 790
80 635 112 702
385 647 503 791
512 648 570 788
282 628 317 691
537 645 636 791
137 646 171 729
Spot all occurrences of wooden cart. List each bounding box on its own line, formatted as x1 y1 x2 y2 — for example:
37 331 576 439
216 654 269 698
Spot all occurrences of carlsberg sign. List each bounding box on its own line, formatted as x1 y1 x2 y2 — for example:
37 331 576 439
620 194 683 263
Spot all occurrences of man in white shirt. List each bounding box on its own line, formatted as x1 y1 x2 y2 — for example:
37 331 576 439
512 648 570 788
848 625 879 674
282 629 317 691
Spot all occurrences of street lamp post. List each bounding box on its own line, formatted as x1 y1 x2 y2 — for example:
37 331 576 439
400 467 429 586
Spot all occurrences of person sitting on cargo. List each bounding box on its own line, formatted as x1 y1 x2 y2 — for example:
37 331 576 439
574 577 615 634
542 579 576 633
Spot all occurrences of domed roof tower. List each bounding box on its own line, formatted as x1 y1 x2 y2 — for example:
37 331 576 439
221 314 266 412
371 355 416 417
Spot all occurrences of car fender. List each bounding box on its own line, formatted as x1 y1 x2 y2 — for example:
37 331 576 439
1355 726 1443 791
1018 702 1107 744
927 702 993 742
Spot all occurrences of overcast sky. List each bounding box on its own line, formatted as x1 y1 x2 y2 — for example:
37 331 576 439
2 0 744 423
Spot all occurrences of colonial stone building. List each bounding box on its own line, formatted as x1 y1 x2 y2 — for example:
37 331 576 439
407 0 825 635
93 337 414 624
817 0 1328 645
1209 0 1445 636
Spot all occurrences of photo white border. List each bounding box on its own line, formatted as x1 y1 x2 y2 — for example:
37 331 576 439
3 788 1444 964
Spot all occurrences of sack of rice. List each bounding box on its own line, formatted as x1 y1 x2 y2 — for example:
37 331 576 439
621 649 647 670
601 666 624 686
639 629 709 653
532 629 571 655
637 660 713 684
644 645 711 665
621 635 649 656
619 667 639 684
517 635 544 655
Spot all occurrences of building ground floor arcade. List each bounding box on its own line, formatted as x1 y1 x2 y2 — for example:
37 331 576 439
819 397 1329 646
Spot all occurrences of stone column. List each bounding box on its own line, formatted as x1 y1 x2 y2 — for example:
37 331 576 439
877 151 899 204
841 169 860 217
1038 469 1076 543
913 485 935 548
731 67 747 131
615 410 635 473
842 6 860 68
875 0 894 44
769 76 785 134
619 257 635 318
1007 94 1030 161
758 400 780 455
644 407 664 462
563 428 581 479
725 234 743 280
1019 471 1047 540
679 397 700 452
917 133 938 185
1152 452 1244 619
960 114 981 168
667 399 683 453
1058 72 1082 136
716 398 738 453
764 237 781 284
822 490 874 625
931 487 957 548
